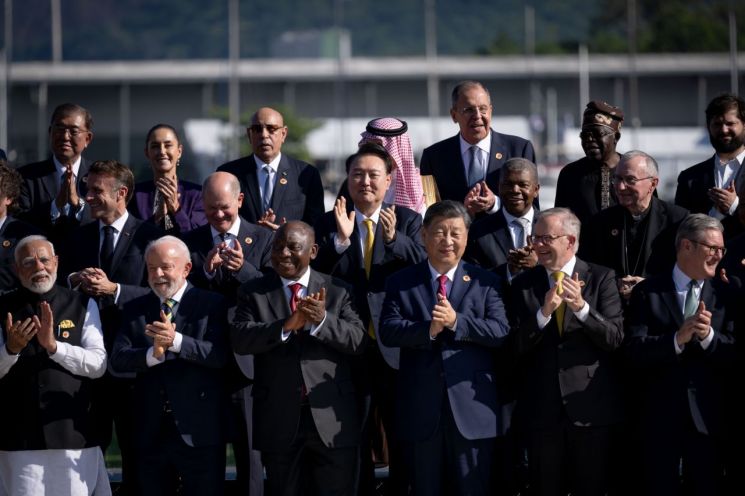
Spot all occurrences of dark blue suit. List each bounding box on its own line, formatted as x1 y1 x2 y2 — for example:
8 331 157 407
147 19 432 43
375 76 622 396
217 153 325 227
420 129 536 206
129 179 207 235
111 284 229 496
380 260 509 495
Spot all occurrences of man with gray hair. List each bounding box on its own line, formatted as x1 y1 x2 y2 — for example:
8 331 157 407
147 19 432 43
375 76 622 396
508 207 624 496
625 213 736 494
0 235 109 495
580 150 688 301
111 235 229 495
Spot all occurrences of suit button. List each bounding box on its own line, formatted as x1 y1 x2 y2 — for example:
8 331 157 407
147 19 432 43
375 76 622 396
199 392 206 399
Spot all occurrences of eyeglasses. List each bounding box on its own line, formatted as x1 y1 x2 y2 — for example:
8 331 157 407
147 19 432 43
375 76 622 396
528 234 568 245
51 125 88 138
689 240 727 257
579 128 615 141
610 175 654 187
457 105 491 117
248 124 284 135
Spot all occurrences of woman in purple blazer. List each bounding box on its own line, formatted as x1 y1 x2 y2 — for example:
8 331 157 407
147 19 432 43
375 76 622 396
129 124 206 235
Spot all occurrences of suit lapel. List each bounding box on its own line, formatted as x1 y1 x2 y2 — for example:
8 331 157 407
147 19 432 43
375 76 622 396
487 130 508 175
270 156 291 213
77 158 90 196
237 217 259 254
109 215 138 274
565 260 591 331
173 284 196 336
447 136 470 196
448 261 469 311
660 276 684 328
642 198 665 268
265 272 287 321
492 210 516 253
414 261 437 310
41 160 58 201
245 156 263 218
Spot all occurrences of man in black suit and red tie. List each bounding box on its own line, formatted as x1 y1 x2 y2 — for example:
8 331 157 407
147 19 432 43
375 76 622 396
231 221 367 496
420 80 536 218
508 207 624 496
217 107 325 230
625 214 737 495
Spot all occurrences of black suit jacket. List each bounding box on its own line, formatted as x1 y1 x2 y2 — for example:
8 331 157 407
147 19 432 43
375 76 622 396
509 259 625 429
312 203 426 368
111 284 229 448
579 197 688 278
625 274 737 437
217 153 325 227
420 129 536 205
230 270 367 452
0 216 41 294
182 217 273 304
675 155 745 221
17 157 92 237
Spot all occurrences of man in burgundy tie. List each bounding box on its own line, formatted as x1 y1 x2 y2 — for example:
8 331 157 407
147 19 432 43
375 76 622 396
379 200 510 495
231 221 367 496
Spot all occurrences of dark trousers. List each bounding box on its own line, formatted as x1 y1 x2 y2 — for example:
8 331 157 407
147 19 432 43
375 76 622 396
136 411 226 496
401 400 494 496
526 418 612 496
231 385 264 495
262 406 357 496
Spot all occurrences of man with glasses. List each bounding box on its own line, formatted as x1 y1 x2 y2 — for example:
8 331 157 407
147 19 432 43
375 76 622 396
625 214 736 495
18 103 94 240
508 207 624 496
218 107 325 229
555 101 625 226
420 81 536 217
580 150 688 302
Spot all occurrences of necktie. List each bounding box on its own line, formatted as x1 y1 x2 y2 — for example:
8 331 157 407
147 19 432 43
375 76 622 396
363 219 375 278
437 274 448 299
467 145 484 187
161 298 176 321
289 283 303 313
262 165 274 212
512 218 529 249
683 280 698 318
552 271 566 335
600 165 611 210
100 225 115 275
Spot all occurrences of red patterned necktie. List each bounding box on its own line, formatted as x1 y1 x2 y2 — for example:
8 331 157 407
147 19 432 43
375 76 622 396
289 283 302 312
437 274 448 299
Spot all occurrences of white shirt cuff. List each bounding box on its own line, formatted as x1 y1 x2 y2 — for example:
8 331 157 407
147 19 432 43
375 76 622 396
281 329 293 342
536 308 551 329
699 327 715 350
488 196 501 214
573 302 590 322
728 196 739 216
333 233 351 254
168 332 183 353
146 346 166 367
309 312 327 336
674 334 685 355
113 284 121 304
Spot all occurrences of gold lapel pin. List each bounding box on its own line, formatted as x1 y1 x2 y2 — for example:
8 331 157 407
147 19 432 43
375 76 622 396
462 275 471 282
62 331 70 339
611 229 619 236
279 177 288 185
1 240 10 248
244 237 253 245
495 152 503 160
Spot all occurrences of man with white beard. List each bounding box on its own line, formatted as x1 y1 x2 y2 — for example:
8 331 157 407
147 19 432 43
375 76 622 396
0 235 109 495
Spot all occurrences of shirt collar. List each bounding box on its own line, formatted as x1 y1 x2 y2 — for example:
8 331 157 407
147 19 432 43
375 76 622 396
210 217 241 240
161 281 189 305
714 148 745 167
99 210 129 232
254 153 282 173
672 263 703 292
458 132 491 156
53 155 82 178
354 205 382 226
427 261 458 283
280 267 312 289
544 255 577 281
502 207 534 227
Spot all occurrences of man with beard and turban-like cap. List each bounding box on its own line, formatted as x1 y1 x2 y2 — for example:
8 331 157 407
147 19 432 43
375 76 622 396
555 100 625 226
676 94 745 236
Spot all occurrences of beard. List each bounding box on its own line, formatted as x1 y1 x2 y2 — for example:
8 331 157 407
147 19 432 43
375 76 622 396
149 277 179 299
710 130 745 154
23 270 57 294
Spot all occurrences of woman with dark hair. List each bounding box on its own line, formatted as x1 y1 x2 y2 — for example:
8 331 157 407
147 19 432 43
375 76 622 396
129 124 206 235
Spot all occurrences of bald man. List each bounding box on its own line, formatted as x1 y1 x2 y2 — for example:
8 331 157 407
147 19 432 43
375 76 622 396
217 107 325 229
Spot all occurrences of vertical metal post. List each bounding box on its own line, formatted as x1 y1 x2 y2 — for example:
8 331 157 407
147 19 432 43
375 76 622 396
36 83 48 161
119 84 131 165
50 0 62 62
228 0 240 160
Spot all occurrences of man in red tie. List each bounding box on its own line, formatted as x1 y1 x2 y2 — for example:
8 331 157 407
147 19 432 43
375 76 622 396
379 200 510 495
231 221 367 496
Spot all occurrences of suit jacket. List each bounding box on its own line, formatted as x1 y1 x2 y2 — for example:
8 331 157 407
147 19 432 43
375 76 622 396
182 216 273 304
0 216 40 294
509 258 624 429
675 156 738 216
465 207 537 278
110 284 229 448
128 179 206 235
379 260 510 441
312 203 426 368
579 197 688 278
554 155 619 226
230 270 367 452
61 214 163 349
420 129 536 206
625 274 737 437
17 157 92 237
217 153 325 227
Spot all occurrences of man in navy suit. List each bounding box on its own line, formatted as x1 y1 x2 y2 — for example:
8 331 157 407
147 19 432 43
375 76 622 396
217 107 325 229
380 200 510 495
626 214 737 495
420 81 536 218
61 160 162 493
17 103 94 240
111 236 229 496
675 94 745 235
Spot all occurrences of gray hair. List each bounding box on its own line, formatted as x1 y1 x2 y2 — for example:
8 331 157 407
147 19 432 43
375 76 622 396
423 200 472 230
619 150 659 177
145 235 191 261
451 80 490 107
501 157 539 184
536 207 581 252
675 214 724 250
14 235 54 264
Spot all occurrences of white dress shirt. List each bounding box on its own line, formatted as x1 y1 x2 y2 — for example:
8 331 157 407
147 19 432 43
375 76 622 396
459 133 500 213
709 149 745 218
536 256 590 329
671 264 714 354
279 268 326 341
146 281 188 367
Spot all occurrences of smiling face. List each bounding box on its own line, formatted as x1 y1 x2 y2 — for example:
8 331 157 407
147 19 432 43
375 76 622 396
202 177 244 234
85 172 127 223
49 111 92 165
16 239 58 294
271 222 317 281
145 127 182 177
613 155 658 215
146 242 191 299
450 85 492 145
498 168 539 217
532 215 576 272
678 228 725 281
708 109 745 155
421 215 467 273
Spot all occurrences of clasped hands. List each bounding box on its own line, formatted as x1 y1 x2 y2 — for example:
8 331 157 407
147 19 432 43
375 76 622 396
146 309 176 359
54 165 80 210
71 268 117 297
708 182 736 214
205 240 244 274
429 294 457 338
541 272 585 318
5 302 56 355
676 301 711 348
284 287 327 333
154 176 181 221
464 181 496 216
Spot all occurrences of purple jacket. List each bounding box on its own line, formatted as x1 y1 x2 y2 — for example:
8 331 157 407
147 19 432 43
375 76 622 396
129 179 206 235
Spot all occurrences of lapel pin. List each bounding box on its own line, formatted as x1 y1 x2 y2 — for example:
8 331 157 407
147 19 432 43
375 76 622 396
62 331 70 339
279 177 288 185
495 152 503 160
462 275 471 282
244 236 253 245
2 240 10 248
611 229 619 236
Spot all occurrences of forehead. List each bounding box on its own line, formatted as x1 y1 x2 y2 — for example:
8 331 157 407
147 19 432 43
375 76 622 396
148 128 178 143
350 154 387 173
147 245 185 265
700 228 724 244
252 110 284 126
426 215 466 231
501 168 534 184
276 228 310 247
18 241 53 258
617 156 646 175
535 215 561 233
712 109 744 125
53 112 86 127
455 86 490 106
203 186 236 204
